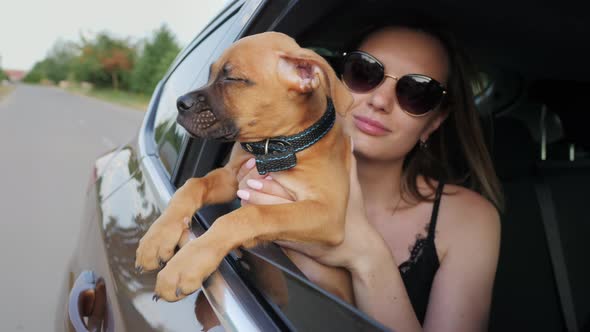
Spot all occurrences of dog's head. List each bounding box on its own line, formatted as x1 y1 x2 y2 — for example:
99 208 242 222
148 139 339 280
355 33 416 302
176 32 352 142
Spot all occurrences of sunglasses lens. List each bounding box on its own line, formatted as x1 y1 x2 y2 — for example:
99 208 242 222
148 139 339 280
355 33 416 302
342 52 384 93
396 75 445 115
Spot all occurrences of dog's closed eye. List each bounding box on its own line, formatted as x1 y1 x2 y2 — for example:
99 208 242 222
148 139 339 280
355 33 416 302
224 77 245 82
223 76 253 85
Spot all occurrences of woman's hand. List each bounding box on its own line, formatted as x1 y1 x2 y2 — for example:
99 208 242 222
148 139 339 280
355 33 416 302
236 154 386 271
236 158 295 205
276 153 384 270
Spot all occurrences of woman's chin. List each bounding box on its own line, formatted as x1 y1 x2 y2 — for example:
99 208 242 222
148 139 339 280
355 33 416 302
352 136 407 162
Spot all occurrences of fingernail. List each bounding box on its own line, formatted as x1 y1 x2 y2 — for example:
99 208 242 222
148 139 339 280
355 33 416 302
237 189 250 200
247 179 263 190
246 158 256 169
265 175 272 180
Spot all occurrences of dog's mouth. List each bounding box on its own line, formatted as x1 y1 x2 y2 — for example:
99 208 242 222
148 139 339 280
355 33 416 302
176 90 241 141
195 109 217 130
177 109 239 141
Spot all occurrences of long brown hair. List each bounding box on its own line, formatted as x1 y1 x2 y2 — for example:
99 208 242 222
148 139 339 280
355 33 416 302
357 19 504 211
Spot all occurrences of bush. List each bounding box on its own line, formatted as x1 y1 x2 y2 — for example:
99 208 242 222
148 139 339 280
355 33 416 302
0 68 8 81
23 61 47 83
73 33 136 90
22 26 181 94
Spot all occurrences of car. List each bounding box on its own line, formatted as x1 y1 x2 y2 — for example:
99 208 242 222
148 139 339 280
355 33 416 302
56 0 590 331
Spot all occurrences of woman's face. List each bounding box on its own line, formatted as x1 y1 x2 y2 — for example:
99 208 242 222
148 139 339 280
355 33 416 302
342 27 450 162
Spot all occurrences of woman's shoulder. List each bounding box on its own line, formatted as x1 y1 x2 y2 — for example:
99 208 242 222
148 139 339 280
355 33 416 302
417 177 501 259
417 177 499 224
443 183 498 219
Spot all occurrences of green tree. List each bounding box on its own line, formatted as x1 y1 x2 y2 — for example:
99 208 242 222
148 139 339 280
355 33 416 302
72 37 108 86
131 24 180 94
73 32 136 90
97 34 134 90
45 39 77 82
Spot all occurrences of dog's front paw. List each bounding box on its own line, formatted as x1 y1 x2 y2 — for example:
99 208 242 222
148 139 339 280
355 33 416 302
153 237 224 302
135 215 191 273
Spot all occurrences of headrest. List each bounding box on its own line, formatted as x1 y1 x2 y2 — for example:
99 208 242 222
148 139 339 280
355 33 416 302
505 103 564 146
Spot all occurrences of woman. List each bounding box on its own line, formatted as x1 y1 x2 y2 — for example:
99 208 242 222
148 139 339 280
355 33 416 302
237 24 502 331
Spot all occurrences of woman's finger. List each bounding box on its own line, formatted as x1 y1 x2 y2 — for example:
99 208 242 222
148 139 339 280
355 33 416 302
246 178 293 199
237 189 292 205
237 158 257 182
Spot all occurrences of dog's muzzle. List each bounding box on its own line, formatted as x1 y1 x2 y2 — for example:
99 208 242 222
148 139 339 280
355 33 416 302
177 93 217 130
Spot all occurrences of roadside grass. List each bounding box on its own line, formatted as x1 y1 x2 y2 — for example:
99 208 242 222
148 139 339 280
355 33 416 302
0 84 16 100
66 85 151 111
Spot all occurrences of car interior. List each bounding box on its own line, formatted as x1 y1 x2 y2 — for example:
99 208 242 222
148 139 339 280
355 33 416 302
174 0 590 330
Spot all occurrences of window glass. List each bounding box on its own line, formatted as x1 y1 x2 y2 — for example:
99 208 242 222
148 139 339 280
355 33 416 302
155 11 240 177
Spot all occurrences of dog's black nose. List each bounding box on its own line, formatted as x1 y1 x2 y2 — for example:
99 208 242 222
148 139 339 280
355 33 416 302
177 95 195 113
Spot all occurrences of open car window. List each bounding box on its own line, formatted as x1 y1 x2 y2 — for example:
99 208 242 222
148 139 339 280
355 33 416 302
153 5 242 178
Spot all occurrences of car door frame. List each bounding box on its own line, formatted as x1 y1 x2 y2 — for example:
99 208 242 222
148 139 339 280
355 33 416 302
138 0 287 331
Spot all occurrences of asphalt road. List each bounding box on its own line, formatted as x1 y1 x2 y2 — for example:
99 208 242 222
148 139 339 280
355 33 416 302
0 84 145 331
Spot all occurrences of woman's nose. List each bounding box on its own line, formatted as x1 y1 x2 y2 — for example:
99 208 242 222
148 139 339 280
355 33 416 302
368 78 397 113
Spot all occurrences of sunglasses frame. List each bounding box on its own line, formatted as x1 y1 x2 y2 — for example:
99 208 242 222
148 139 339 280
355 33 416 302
341 50 448 117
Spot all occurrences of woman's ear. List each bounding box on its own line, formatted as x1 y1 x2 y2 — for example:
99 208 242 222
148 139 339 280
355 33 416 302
276 49 353 116
420 110 449 142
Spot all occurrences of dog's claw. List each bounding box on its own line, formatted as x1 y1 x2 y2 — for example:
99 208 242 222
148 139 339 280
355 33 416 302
135 265 143 274
176 288 183 298
152 294 160 302
158 258 166 269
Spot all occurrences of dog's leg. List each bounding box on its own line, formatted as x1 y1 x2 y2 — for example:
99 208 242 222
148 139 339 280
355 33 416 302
154 200 345 301
135 145 248 272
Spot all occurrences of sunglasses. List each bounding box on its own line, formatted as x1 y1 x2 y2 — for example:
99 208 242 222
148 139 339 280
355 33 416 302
341 50 447 116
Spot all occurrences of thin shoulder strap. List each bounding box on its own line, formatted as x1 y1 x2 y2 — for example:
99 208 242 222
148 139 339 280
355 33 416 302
427 181 445 239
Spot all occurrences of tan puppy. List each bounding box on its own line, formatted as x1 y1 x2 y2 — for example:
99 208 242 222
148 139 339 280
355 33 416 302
135 32 353 302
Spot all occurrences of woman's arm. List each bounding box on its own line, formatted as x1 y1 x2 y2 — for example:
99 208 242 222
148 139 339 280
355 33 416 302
238 157 423 331
422 190 501 331
236 158 501 331
346 187 500 332
345 224 423 332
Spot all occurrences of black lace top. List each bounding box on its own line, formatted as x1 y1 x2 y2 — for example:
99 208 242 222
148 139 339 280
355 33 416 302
398 181 444 325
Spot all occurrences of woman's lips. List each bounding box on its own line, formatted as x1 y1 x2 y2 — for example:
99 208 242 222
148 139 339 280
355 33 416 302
353 115 391 136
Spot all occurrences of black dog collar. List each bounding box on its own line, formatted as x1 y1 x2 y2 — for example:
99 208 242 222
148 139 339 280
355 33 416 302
241 99 336 175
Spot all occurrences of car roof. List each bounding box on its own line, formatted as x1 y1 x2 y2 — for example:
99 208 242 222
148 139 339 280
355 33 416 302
273 0 590 81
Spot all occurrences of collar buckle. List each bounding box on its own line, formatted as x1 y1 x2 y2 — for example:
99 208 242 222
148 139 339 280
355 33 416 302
264 138 291 155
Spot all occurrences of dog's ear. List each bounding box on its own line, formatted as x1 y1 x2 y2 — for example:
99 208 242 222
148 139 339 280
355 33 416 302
277 49 353 116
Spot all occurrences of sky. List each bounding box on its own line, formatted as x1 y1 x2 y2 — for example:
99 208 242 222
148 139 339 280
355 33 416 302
0 0 228 71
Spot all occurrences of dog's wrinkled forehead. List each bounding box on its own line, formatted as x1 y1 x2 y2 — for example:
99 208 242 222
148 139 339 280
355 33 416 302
215 32 300 76
237 31 299 49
